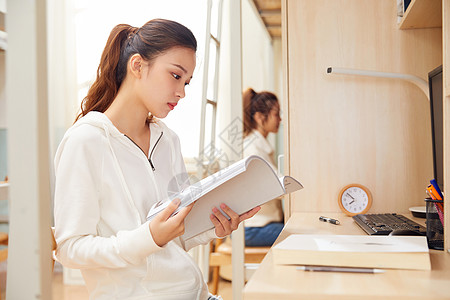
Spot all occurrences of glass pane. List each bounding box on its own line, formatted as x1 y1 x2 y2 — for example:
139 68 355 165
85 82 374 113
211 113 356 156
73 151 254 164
204 103 213 153
207 41 217 101
200 103 220 177
210 0 220 39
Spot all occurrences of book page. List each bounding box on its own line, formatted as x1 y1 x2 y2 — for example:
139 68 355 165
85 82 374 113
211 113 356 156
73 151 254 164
146 157 250 220
182 157 289 239
146 155 294 221
281 176 303 194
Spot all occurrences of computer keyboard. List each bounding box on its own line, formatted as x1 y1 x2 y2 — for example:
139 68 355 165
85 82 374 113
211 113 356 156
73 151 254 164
352 213 427 236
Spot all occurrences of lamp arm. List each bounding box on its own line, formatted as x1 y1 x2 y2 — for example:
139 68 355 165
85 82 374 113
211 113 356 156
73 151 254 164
327 67 429 101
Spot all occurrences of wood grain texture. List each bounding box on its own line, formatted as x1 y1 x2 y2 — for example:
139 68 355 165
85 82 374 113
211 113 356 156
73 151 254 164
399 0 442 29
442 0 450 251
285 0 442 215
244 213 450 300
281 0 291 219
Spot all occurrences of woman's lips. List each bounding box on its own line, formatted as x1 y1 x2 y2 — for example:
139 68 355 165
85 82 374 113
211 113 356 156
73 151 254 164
168 102 177 110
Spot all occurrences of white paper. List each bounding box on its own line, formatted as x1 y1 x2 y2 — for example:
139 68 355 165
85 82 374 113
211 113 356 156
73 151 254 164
274 234 429 253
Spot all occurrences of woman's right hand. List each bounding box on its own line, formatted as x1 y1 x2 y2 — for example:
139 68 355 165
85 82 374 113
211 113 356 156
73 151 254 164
149 199 194 247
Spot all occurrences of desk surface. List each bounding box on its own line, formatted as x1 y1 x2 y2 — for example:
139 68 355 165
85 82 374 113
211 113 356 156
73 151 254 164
243 212 450 300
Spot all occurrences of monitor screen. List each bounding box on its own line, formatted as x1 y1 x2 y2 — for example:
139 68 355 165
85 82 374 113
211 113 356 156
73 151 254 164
429 65 443 192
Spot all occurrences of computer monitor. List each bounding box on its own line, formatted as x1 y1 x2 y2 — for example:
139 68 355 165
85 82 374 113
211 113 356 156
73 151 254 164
428 65 443 192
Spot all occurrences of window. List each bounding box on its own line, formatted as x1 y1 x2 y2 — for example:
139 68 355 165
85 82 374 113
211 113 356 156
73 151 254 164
73 0 207 158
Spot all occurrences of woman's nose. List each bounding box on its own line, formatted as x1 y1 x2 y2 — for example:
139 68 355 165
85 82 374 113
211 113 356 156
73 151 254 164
176 85 185 99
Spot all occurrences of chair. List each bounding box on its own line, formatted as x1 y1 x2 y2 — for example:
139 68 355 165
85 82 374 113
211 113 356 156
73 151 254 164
209 237 270 295
0 181 8 300
0 232 7 262
0 232 7 300
0 234 6 300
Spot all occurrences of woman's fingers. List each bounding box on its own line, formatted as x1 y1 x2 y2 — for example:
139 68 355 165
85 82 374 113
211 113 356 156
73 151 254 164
150 200 194 246
212 206 230 232
239 206 261 222
211 204 262 237
210 213 224 232
171 202 194 223
219 204 240 230
157 198 181 221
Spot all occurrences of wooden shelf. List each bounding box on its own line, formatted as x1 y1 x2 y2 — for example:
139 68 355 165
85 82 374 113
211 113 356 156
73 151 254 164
398 0 442 29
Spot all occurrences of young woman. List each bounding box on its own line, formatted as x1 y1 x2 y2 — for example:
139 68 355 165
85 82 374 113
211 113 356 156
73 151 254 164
53 19 259 300
242 88 284 247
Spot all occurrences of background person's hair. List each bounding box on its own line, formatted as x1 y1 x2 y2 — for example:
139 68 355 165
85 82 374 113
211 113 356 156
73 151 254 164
243 88 279 136
76 19 197 122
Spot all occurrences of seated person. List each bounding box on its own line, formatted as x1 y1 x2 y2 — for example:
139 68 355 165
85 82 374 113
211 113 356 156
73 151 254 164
242 88 284 247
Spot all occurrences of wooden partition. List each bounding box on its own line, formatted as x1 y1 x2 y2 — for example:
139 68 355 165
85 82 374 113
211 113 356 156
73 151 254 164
283 0 442 217
443 0 450 251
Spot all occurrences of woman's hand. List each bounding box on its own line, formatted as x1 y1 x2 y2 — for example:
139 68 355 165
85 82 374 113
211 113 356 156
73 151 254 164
210 204 261 238
149 199 194 247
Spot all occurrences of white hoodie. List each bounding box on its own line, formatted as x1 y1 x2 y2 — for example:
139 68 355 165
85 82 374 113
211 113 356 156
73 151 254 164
243 130 283 227
54 111 217 300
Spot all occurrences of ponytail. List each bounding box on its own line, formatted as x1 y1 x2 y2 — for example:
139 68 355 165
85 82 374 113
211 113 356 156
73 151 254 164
76 25 136 122
243 88 279 136
76 19 197 122
243 88 257 136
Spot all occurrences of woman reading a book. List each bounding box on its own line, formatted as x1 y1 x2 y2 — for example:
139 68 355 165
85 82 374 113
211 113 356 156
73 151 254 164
243 88 284 247
53 19 259 300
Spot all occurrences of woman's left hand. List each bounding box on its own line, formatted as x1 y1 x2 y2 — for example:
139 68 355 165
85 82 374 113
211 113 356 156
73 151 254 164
210 204 261 238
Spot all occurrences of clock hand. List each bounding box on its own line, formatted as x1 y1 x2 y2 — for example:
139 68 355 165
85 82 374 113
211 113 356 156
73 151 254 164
345 192 355 200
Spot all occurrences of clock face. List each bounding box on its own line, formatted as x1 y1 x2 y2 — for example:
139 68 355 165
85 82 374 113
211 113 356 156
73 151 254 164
338 184 372 216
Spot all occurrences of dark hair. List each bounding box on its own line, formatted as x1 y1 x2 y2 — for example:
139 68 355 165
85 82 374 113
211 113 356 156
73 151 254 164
243 88 279 136
76 19 197 122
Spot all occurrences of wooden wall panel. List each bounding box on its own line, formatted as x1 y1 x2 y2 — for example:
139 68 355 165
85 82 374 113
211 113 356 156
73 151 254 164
442 0 450 251
285 0 442 214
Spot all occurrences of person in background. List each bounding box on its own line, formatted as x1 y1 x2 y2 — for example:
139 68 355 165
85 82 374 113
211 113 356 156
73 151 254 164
53 19 259 300
242 88 284 247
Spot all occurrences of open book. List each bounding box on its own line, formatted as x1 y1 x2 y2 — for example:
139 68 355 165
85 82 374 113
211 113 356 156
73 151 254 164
147 155 303 239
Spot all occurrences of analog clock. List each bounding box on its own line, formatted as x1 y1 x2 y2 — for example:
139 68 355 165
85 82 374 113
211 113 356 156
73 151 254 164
338 184 372 216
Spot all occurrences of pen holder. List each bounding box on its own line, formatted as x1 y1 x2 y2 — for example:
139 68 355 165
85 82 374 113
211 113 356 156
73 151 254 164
425 198 444 250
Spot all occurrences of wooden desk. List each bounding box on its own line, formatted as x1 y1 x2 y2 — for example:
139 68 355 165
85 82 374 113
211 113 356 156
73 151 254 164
243 212 450 300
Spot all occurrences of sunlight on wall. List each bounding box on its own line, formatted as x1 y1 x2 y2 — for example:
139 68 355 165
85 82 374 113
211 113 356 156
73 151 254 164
73 0 207 158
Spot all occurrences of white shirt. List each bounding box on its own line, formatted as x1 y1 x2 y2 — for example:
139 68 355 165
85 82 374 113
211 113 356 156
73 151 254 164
54 112 216 299
243 130 283 227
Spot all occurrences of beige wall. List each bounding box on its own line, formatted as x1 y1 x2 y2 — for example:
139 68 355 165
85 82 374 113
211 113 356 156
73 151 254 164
284 0 442 215
242 0 273 92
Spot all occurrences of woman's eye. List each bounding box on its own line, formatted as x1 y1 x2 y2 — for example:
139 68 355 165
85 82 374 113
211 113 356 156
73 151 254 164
172 73 181 80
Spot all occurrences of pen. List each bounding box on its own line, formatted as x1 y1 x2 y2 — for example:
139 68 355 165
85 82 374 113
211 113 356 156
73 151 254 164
296 266 385 274
319 216 340 225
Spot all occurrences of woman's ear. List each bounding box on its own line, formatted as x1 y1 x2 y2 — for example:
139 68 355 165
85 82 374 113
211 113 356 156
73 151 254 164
254 111 265 126
129 54 143 78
